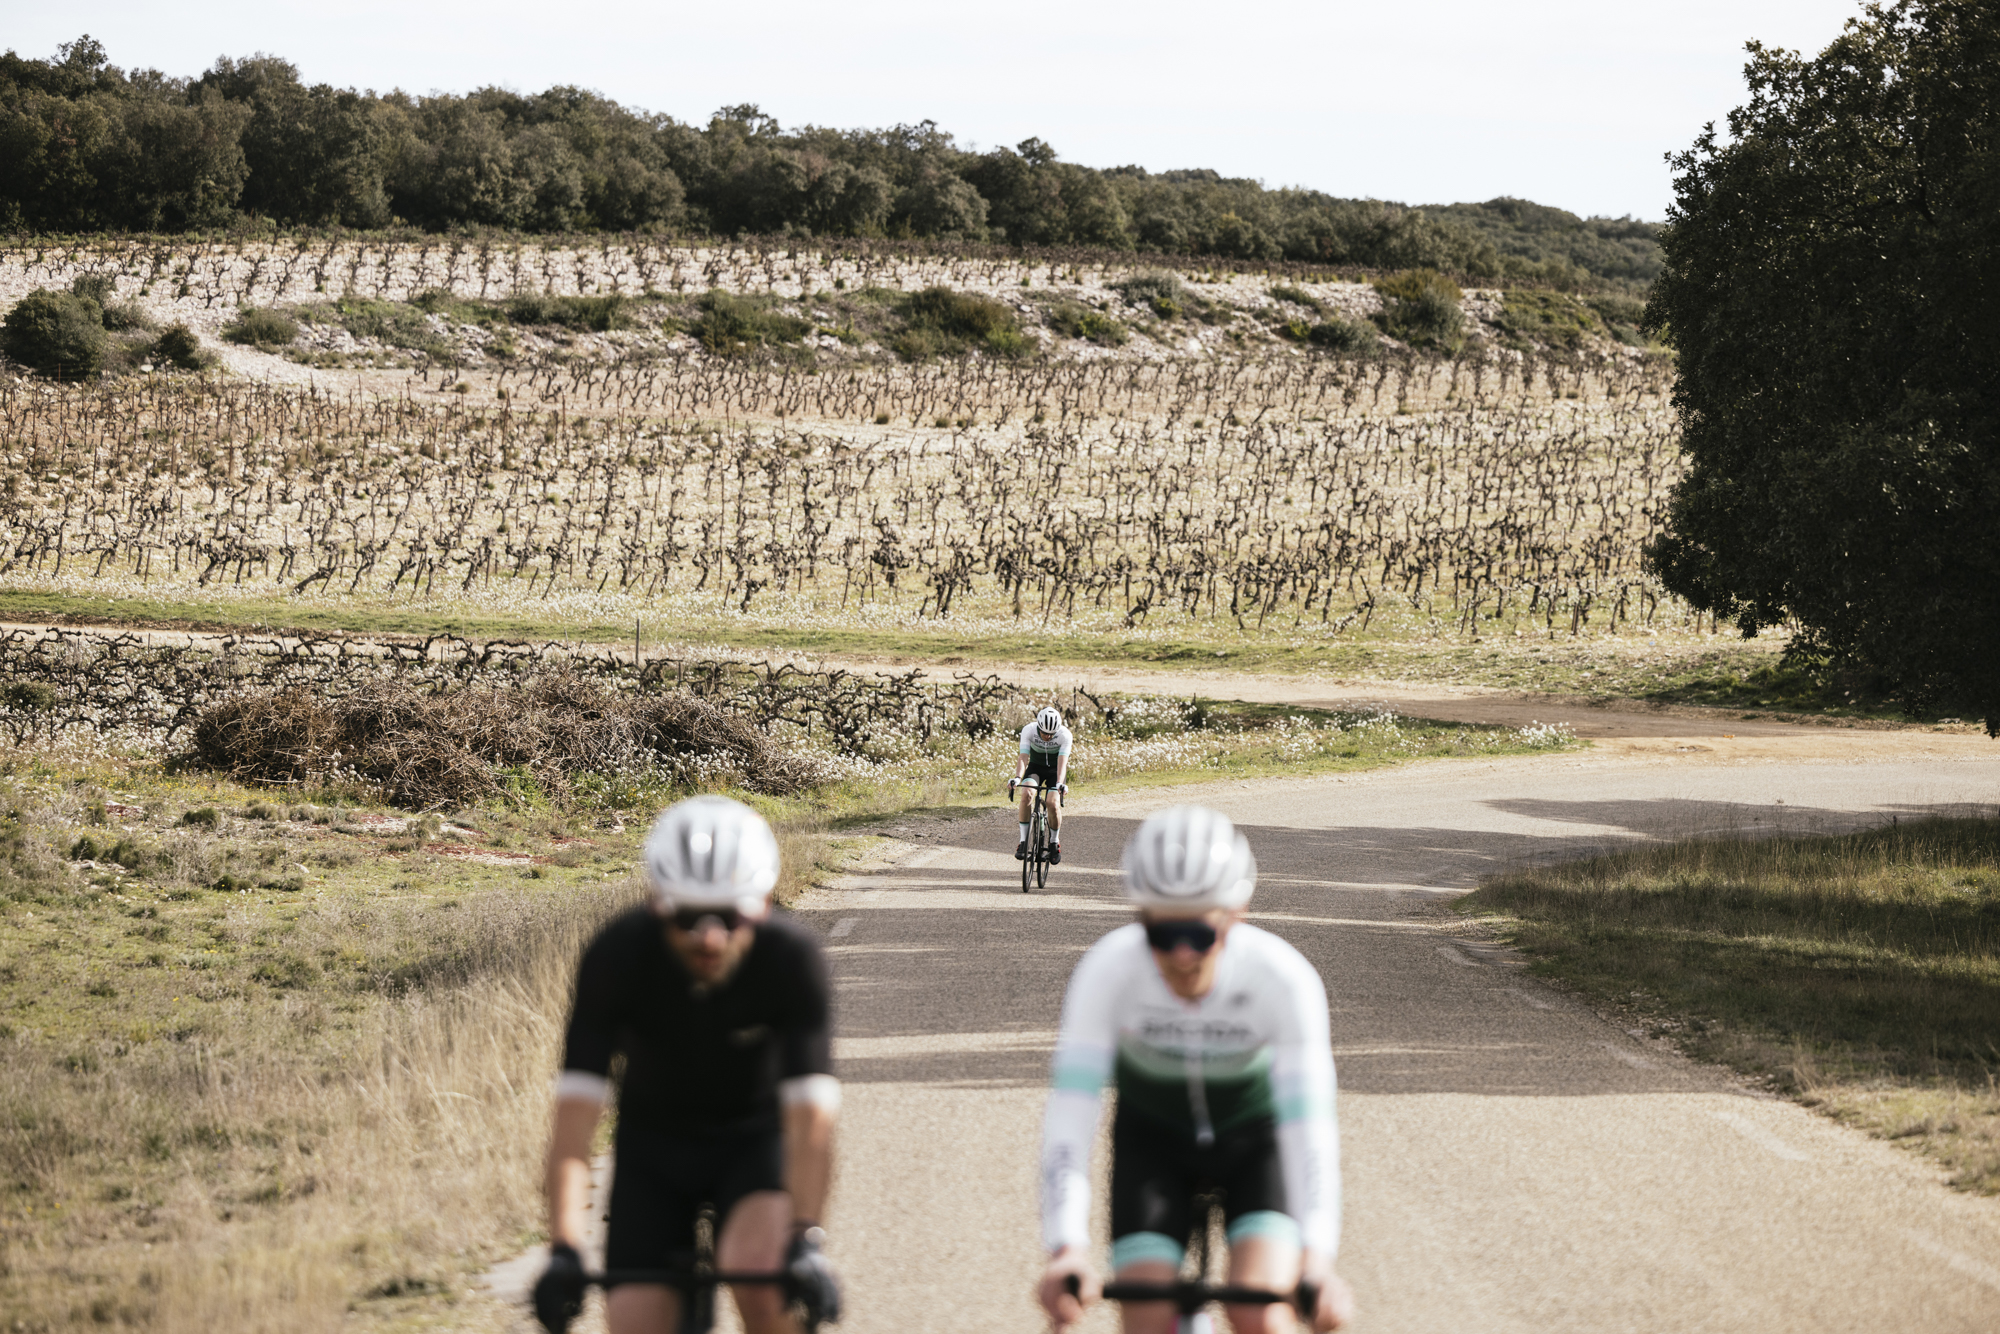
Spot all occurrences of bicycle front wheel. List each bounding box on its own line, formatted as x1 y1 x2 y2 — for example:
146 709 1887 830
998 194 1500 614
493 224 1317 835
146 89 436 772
1021 817 1034 892
1035 831 1051 888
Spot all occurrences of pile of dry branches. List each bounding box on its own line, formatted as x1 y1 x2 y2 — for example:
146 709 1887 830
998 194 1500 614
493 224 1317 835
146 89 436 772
188 675 817 807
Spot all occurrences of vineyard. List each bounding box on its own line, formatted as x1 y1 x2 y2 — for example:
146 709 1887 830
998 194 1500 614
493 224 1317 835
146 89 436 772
0 353 1682 646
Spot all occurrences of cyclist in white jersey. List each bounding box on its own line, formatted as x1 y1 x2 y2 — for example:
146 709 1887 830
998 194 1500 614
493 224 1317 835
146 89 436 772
1012 706 1073 864
1037 806 1353 1334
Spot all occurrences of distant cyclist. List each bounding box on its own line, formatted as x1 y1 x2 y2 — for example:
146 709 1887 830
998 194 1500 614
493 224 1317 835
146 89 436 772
533 796 843 1334
1036 805 1353 1334
1012 705 1072 864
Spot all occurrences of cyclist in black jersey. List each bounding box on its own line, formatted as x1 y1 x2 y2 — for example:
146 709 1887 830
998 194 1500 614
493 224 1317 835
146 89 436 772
533 796 843 1334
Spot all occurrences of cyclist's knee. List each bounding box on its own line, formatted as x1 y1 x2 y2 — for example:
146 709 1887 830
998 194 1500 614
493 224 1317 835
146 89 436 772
604 1283 680 1334
730 1282 793 1334
1221 1302 1294 1334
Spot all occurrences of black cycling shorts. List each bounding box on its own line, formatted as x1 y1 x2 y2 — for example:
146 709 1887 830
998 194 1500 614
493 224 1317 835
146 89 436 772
1109 1106 1286 1251
1021 754 1063 788
604 1126 785 1283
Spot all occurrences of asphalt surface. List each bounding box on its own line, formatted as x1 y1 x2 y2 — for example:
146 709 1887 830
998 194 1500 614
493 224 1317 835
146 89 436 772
787 744 2000 1334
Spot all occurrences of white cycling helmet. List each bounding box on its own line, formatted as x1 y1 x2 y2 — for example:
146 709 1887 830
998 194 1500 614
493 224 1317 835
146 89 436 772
1122 805 1256 912
642 795 781 912
1036 706 1063 734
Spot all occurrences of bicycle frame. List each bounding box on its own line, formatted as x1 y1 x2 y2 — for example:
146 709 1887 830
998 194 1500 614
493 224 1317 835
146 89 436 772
1015 776 1063 893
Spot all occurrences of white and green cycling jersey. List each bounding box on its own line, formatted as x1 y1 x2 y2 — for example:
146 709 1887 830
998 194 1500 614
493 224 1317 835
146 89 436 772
1039 921 1341 1256
1020 719 1074 762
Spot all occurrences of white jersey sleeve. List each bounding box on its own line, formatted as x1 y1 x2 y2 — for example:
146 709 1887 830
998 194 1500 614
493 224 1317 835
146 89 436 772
1265 940 1342 1257
1038 925 1137 1253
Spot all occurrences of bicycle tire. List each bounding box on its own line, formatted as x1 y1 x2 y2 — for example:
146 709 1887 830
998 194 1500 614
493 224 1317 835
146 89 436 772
1021 806 1034 892
1036 829 1050 888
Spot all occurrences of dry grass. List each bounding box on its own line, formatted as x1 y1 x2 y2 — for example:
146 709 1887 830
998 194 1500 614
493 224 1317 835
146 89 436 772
1459 817 2000 1191
1 873 643 1331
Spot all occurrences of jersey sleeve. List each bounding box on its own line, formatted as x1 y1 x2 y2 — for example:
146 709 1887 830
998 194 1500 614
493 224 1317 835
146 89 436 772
1266 943 1342 1257
558 924 624 1103
776 924 834 1081
1057 726 1073 757
1040 930 1128 1253
1019 722 1034 756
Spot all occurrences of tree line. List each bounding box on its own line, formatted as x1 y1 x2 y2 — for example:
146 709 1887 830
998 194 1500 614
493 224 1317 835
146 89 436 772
0 36 1658 292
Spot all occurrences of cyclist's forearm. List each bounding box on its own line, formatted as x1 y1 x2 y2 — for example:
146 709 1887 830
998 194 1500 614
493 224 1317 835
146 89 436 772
783 1100 836 1225
545 1094 603 1248
1040 1086 1101 1251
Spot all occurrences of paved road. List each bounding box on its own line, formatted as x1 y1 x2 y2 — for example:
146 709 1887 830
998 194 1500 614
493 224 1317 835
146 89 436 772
792 743 2000 1334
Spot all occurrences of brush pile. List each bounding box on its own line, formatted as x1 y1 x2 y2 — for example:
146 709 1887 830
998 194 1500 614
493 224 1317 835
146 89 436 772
188 675 818 807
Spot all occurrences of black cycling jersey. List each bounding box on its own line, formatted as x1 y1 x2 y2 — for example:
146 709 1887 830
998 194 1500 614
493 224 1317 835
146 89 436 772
561 907 832 1135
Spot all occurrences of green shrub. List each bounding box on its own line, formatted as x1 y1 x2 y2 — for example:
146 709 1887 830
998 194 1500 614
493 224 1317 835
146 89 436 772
690 291 810 356
1268 284 1323 312
69 274 118 307
2 681 57 712
896 287 1027 359
1493 290 1601 351
1372 268 1465 353
1048 302 1129 346
904 287 1015 338
100 300 154 333
1306 318 1376 353
500 291 632 332
223 307 300 348
149 324 208 371
319 297 446 354
1113 270 1186 319
1584 293 1651 346
1 289 108 379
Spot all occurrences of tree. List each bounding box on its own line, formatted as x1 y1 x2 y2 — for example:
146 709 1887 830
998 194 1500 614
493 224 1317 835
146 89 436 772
1644 0 2000 728
2 288 108 379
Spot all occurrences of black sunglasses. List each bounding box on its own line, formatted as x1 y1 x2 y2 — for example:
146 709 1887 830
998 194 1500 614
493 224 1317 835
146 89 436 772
1144 918 1219 954
671 907 749 933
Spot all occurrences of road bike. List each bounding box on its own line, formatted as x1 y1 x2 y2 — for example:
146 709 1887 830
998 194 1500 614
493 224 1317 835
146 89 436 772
1067 1192 1319 1334
1010 776 1064 892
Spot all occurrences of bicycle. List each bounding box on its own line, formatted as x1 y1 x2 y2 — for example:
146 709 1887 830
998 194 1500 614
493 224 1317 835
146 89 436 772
1065 1192 1319 1334
562 1206 835 1334
1009 776 1064 892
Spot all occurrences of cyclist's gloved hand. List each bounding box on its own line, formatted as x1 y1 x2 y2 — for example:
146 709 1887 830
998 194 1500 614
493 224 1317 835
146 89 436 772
786 1225 843 1325
532 1242 587 1333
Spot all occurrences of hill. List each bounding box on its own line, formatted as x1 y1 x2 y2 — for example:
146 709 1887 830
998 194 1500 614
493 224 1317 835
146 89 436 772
2 36 1661 295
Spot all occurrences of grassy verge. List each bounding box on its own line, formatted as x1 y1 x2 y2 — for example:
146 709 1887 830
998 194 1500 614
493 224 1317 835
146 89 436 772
0 698 1570 1330
1457 818 2000 1192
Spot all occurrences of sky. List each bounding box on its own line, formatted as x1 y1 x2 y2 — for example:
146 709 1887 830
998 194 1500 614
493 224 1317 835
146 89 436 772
8 0 1864 220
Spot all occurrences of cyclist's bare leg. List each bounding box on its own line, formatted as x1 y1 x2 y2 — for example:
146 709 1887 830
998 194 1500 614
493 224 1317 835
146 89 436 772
718 1189 797 1334
605 1283 680 1334
1017 785 1035 823
1221 1235 1303 1334
1045 789 1062 837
